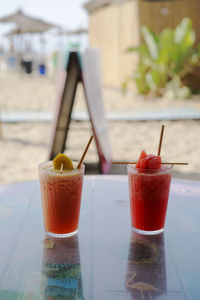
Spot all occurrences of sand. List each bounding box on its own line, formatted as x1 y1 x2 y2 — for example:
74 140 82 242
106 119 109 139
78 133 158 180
1 71 200 185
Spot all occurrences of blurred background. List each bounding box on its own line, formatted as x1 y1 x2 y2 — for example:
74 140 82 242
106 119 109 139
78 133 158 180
1 0 200 184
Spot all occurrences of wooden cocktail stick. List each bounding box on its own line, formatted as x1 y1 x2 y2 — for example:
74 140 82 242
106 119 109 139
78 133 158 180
77 136 93 169
112 161 188 165
161 162 188 165
60 163 63 174
112 125 188 167
112 162 137 164
157 124 165 156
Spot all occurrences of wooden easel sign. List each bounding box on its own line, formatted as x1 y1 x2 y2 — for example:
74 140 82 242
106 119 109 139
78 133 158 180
48 48 112 174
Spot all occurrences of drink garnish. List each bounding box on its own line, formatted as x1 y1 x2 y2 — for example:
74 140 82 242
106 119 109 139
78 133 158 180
60 163 64 174
112 161 188 165
77 136 93 169
112 125 188 166
53 153 74 171
157 124 165 156
136 151 161 169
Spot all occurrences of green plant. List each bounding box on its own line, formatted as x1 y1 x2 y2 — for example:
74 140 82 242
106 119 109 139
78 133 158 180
124 18 200 98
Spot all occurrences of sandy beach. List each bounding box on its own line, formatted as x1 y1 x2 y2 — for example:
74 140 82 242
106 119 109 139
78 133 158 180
1 70 200 185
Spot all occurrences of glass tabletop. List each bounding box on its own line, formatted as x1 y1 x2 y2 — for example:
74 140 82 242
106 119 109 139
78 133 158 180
0 175 200 299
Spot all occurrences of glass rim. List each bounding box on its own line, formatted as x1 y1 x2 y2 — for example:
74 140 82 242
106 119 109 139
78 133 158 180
127 163 173 174
38 160 85 176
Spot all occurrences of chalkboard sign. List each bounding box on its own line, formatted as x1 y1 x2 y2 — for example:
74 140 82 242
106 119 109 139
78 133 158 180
48 49 112 174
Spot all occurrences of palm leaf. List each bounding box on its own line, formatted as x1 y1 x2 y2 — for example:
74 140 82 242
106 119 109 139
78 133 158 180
141 26 159 60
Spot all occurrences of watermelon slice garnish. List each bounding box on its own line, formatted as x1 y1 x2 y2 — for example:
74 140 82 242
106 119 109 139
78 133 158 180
136 150 147 168
146 155 161 169
136 151 161 170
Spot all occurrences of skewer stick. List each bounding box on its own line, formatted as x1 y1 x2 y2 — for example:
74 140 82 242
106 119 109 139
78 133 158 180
77 136 93 169
157 124 165 156
112 124 188 167
112 161 188 165
60 163 63 174
161 162 188 165
112 162 137 164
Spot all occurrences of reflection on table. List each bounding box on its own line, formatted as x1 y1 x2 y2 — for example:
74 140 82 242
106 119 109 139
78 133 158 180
126 232 166 300
41 234 84 299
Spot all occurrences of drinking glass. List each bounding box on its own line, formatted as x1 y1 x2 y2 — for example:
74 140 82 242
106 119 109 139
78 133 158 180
127 164 173 235
38 161 84 238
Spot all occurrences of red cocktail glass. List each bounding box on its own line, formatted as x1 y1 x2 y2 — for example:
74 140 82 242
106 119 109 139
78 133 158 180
127 164 173 235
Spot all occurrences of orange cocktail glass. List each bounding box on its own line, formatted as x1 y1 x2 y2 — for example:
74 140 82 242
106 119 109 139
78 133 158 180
38 161 84 238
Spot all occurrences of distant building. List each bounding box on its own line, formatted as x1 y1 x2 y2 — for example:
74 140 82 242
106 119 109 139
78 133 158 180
85 0 200 89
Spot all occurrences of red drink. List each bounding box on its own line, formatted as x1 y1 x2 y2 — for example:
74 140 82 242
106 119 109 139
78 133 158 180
127 164 172 234
38 161 84 237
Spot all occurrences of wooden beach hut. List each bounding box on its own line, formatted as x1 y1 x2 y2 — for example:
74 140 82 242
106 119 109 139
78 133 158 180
84 0 200 89
84 0 140 88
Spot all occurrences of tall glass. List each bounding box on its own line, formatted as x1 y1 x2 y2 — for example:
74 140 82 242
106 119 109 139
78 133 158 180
127 164 172 235
38 161 85 238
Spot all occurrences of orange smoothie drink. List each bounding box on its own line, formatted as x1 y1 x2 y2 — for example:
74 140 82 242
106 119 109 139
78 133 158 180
38 160 84 238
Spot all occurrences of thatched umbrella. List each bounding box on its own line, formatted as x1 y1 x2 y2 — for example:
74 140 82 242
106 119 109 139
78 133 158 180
0 9 55 33
61 28 88 35
0 9 57 64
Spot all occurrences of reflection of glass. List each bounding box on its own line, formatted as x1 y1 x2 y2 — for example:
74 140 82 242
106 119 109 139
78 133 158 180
125 231 166 300
41 234 84 299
